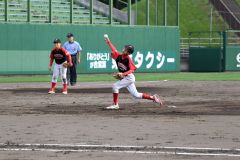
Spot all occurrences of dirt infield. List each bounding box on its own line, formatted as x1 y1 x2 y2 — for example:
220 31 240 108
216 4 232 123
0 81 240 116
0 81 240 160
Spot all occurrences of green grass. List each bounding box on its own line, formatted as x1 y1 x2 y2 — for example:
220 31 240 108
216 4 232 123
180 0 228 37
128 0 228 37
236 0 240 5
0 72 239 83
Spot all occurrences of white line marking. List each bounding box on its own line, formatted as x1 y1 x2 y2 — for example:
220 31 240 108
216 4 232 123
167 58 175 63
1 143 240 151
176 152 240 157
1 143 240 157
1 148 240 157
167 106 177 108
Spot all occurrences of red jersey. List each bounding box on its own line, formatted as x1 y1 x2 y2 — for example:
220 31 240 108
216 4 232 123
115 55 136 73
106 39 136 76
49 47 72 66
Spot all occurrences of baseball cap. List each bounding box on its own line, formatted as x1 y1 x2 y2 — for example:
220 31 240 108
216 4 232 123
66 33 74 38
125 45 134 54
53 38 61 44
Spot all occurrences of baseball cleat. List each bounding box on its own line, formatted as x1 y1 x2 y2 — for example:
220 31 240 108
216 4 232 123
106 104 119 110
62 84 68 94
62 91 68 95
48 89 55 94
153 94 163 106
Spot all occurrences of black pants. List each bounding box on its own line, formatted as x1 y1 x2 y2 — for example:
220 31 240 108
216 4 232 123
67 55 77 85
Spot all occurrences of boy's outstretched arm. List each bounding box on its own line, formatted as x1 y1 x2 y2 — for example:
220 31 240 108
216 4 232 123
104 36 119 59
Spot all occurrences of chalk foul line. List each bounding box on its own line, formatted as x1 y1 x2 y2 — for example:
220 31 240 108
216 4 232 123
0 143 240 157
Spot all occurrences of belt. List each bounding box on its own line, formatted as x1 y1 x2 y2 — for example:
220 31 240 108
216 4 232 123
71 54 77 56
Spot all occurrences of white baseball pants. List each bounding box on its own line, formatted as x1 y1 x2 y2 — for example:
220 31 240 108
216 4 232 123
52 63 68 84
112 73 143 98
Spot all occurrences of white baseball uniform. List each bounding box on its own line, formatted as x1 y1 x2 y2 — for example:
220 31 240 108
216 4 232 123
112 73 143 99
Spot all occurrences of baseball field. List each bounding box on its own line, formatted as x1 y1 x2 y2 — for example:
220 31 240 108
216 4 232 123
0 72 240 160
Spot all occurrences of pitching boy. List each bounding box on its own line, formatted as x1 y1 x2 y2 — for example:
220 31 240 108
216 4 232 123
48 38 73 94
104 35 163 109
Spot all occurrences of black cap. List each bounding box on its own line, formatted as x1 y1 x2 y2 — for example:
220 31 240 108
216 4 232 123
66 33 74 38
53 38 61 44
125 45 134 54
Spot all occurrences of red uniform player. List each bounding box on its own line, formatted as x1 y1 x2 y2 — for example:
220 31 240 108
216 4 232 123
48 38 73 94
104 35 163 109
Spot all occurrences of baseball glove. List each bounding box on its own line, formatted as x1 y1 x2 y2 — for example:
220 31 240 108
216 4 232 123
113 72 124 80
62 61 70 68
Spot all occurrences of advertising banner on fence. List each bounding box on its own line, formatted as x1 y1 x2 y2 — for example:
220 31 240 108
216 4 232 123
225 46 240 71
0 24 180 74
84 51 177 73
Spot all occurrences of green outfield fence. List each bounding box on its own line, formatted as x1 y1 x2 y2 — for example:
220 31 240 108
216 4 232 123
0 23 180 75
224 30 240 71
188 30 240 72
0 0 180 75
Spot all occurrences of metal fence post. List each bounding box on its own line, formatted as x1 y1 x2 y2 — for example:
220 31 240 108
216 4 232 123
27 0 31 22
128 0 131 25
155 0 158 25
222 31 227 71
146 0 149 25
4 0 8 22
90 0 93 24
135 0 138 24
49 0 52 23
164 0 167 26
109 0 113 24
70 0 73 24
177 0 179 26
188 32 191 48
